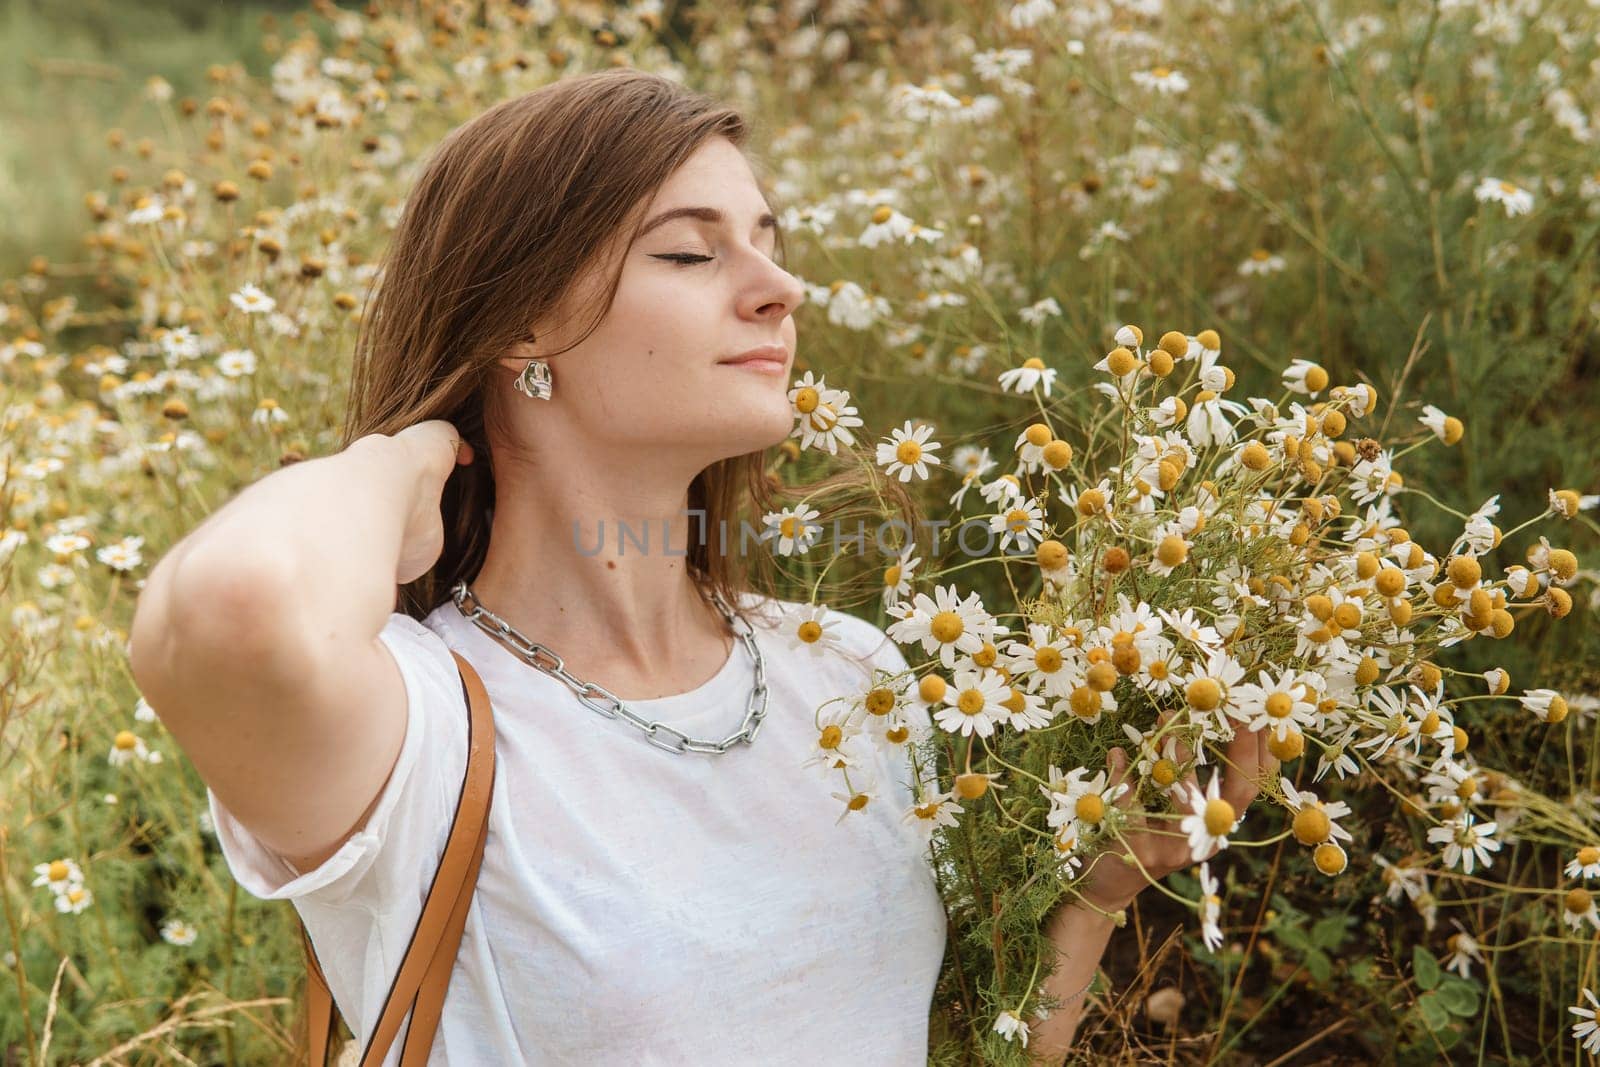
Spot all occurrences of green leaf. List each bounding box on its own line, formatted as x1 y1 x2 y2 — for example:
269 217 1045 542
1306 950 1332 984
1275 923 1311 952
1311 914 1349 950
1417 992 1450 1031
1437 979 1480 1016
1413 945 1441 991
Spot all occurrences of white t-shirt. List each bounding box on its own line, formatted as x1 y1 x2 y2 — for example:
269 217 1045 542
207 592 948 1065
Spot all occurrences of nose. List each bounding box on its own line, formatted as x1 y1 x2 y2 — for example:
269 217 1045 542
747 255 806 320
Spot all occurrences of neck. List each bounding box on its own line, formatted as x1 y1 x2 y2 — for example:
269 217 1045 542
467 449 734 698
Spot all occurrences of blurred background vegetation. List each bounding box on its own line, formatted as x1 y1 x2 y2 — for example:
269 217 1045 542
2 0 1598 1063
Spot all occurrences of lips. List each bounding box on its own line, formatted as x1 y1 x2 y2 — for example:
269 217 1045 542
719 344 790 367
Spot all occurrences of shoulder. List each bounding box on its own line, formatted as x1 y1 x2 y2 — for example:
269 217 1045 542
380 609 469 696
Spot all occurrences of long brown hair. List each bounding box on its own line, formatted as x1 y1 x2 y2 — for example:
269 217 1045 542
340 68 921 635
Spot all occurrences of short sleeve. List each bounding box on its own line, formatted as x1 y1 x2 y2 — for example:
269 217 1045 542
205 613 470 909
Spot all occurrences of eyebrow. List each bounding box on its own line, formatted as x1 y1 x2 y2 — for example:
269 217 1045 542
636 205 779 240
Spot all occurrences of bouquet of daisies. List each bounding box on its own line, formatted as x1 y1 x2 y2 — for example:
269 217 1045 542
775 324 1586 1062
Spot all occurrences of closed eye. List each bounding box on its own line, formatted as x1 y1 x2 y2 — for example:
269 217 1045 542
652 253 713 266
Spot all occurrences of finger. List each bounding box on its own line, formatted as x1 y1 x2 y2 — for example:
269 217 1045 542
1106 747 1137 808
1218 727 1266 812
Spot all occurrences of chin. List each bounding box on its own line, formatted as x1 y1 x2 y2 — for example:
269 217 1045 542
711 409 795 461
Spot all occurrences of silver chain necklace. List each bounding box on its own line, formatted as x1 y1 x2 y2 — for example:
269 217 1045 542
450 580 769 755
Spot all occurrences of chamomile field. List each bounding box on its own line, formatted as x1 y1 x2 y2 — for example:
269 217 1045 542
3 1 1599 1063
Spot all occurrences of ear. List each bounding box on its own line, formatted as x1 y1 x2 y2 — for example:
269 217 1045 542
496 337 542 375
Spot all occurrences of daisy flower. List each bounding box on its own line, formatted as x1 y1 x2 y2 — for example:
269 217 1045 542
1565 845 1600 880
1238 248 1286 275
31 858 85 893
229 282 277 315
1180 772 1239 862
1146 524 1190 577
801 710 873 776
1179 650 1249 736
160 918 199 946
251 398 290 427
1198 862 1224 952
1473 176 1534 217
1003 624 1080 701
55 885 94 914
1279 777 1355 847
1130 66 1189 94
876 419 942 482
1055 767 1131 839
989 495 1048 553
1442 921 1484 979
1234 670 1319 741
830 783 882 826
948 446 997 507
996 357 1056 396
1563 888 1600 932
1418 404 1464 445
935 667 1011 738
902 790 964 846
1374 852 1430 903
1187 391 1251 447
1426 812 1502 875
1281 358 1329 398
1571 988 1600 1054
787 372 864 454
783 603 845 658
980 473 1028 509
992 1008 1030 1047
761 505 823 556
1519 688 1569 724
881 544 920 609
998 682 1053 731
886 584 996 669
109 730 151 767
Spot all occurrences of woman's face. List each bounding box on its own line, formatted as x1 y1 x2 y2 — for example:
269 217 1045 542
500 136 805 470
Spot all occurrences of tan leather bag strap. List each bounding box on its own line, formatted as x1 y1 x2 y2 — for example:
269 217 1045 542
301 650 496 1066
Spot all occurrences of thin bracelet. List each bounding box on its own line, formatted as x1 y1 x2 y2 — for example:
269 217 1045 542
1059 969 1098 1006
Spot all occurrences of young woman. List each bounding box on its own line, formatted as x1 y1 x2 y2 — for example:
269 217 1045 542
129 69 1271 1064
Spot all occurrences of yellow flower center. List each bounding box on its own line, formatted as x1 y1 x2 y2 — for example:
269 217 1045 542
1186 678 1222 712
797 620 823 643
1075 794 1106 824
1152 758 1178 786
1292 806 1331 844
883 565 901 587
48 861 69 881
957 688 987 715
865 688 895 715
818 725 842 749
1265 692 1293 718
1203 798 1236 836
895 440 923 464
930 611 964 643
793 386 819 413
114 731 138 751
1034 646 1063 673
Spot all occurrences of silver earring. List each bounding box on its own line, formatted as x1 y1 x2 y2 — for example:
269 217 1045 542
513 358 553 401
